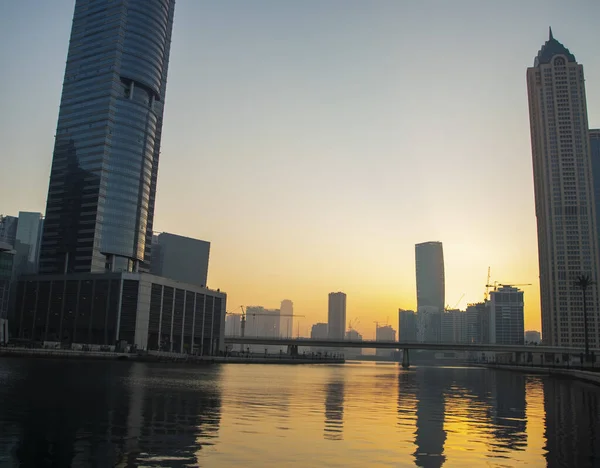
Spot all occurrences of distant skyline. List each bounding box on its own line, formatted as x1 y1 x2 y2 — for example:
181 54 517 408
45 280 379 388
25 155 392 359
2 1 600 337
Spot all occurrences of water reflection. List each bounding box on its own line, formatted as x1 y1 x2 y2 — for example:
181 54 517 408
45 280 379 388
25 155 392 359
0 360 222 467
0 360 599 467
544 377 600 468
324 371 345 441
414 368 447 468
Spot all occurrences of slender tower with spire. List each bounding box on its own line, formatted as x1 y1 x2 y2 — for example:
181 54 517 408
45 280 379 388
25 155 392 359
527 29 600 348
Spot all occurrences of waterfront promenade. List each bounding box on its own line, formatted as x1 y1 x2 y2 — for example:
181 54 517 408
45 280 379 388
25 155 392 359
0 347 344 365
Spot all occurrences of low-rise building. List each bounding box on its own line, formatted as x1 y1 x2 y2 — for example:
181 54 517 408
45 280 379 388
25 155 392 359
13 272 227 355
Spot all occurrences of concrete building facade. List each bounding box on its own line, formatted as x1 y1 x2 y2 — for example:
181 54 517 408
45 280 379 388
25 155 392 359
14 272 226 354
441 309 467 344
489 286 525 345
375 325 396 358
328 292 347 340
527 29 600 347
399 309 417 342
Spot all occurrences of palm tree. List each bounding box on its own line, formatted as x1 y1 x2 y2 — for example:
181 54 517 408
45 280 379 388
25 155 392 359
575 274 595 359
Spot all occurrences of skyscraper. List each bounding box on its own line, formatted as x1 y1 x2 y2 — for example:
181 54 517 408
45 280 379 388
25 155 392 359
488 286 524 345
328 292 347 340
415 241 445 342
527 29 600 347
39 0 176 275
590 129 600 268
280 299 294 338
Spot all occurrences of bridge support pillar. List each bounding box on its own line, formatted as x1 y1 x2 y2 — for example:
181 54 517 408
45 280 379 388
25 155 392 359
288 344 299 356
401 348 410 369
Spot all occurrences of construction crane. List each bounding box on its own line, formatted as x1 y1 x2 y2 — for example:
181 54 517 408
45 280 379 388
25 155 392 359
485 282 532 295
348 318 360 331
445 293 465 311
484 266 491 301
226 307 305 338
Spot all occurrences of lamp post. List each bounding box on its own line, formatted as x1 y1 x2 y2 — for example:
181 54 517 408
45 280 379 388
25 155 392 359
575 274 594 360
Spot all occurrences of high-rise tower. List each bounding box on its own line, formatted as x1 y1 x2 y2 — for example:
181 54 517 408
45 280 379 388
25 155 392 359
328 292 347 340
415 241 445 342
39 0 176 275
527 28 600 347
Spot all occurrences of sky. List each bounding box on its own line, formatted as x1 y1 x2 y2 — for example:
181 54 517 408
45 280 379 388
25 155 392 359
1 1 600 339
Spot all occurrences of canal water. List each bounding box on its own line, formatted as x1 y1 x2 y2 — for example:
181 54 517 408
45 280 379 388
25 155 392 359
0 359 599 467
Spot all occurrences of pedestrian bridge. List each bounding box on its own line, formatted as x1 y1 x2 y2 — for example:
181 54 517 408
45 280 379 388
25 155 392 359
224 336 594 368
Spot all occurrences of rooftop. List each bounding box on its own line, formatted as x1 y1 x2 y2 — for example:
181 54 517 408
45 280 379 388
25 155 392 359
534 27 576 66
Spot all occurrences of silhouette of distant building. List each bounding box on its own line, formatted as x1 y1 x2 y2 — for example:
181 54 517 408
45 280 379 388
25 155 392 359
328 292 346 340
375 325 396 358
489 286 524 345
525 330 541 344
527 29 600 347
399 309 417 342
441 309 467 343
280 299 294 338
415 242 445 342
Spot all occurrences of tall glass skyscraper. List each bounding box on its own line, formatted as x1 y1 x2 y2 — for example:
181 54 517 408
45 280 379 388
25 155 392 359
39 0 176 275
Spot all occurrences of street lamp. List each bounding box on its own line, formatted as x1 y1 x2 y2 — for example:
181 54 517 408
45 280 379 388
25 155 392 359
575 274 595 360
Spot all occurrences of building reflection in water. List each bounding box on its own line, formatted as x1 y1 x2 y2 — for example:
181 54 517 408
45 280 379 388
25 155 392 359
1 360 222 467
544 377 600 468
489 371 527 452
323 370 345 441
413 367 447 468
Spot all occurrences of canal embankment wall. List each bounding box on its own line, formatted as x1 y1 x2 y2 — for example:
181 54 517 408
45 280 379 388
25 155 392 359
477 363 600 386
0 347 344 365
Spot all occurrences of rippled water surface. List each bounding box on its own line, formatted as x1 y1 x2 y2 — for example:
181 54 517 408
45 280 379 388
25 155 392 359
0 359 599 467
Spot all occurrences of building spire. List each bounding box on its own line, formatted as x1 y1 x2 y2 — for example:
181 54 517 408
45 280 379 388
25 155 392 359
549 26 553 40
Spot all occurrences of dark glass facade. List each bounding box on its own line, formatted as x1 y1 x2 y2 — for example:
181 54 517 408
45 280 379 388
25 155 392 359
39 0 176 275
14 274 226 355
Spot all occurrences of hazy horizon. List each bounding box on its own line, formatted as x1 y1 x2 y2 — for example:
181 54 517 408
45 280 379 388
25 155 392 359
2 1 600 337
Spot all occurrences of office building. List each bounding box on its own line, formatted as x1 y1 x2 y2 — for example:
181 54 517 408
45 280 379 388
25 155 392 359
225 314 242 337
415 241 445 342
328 292 347 340
345 328 363 358
12 212 44 275
0 215 18 246
466 302 489 344
311 322 329 354
280 299 294 338
14 272 226 354
375 325 396 358
0 242 14 343
525 330 542 344
489 286 524 345
150 232 210 288
527 29 600 347
244 306 281 353
398 309 417 342
38 0 176 275
441 309 467 344
311 323 328 340
591 129 600 268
